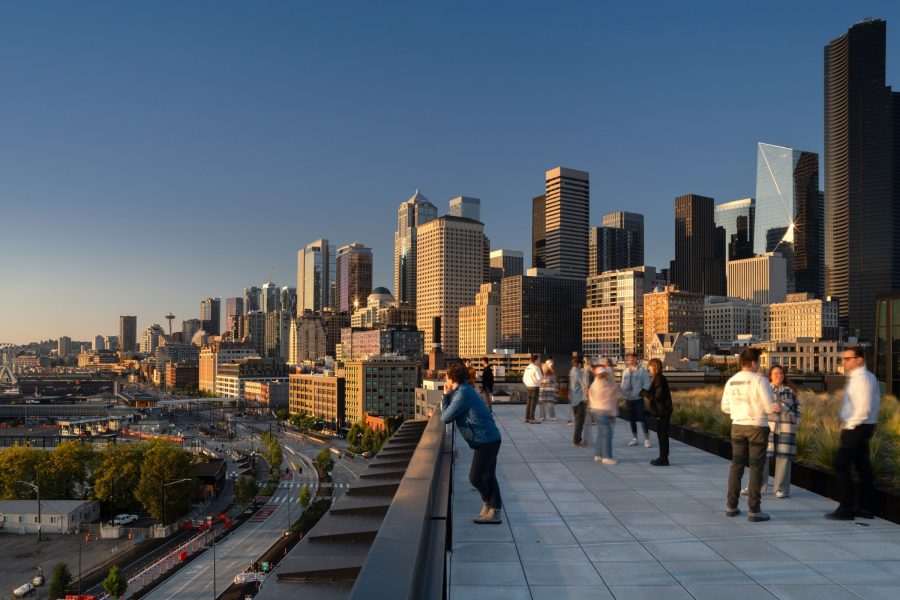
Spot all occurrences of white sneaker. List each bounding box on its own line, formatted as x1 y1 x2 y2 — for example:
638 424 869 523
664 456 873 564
627 438 638 446
740 487 749 496
593 456 603 462
643 439 652 448
601 458 618 465
550 417 557 421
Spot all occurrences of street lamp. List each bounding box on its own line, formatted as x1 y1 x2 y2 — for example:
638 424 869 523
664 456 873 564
17 472 41 543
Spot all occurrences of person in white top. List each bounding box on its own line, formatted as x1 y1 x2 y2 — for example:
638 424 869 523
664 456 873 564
826 346 880 520
522 354 543 424
721 347 775 522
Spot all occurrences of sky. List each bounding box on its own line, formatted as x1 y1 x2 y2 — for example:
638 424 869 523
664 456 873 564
2 0 900 344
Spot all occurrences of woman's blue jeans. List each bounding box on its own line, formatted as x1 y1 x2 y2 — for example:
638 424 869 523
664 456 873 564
593 412 613 458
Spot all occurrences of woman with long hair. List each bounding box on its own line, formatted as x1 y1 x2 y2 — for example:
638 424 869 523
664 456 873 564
539 360 558 421
767 365 801 498
642 358 673 466
588 359 621 465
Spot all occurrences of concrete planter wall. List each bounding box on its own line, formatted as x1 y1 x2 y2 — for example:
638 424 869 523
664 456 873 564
663 421 900 525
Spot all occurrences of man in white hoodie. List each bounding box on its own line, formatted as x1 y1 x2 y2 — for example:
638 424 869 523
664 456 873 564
522 354 543 424
721 347 775 522
826 346 880 520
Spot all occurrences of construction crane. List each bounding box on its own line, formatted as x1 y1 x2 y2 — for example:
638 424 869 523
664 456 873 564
267 266 276 286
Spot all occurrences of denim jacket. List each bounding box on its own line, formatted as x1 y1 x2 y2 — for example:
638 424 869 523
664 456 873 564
440 382 501 448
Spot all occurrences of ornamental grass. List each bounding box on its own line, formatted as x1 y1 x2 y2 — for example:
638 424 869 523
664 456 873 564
671 387 900 492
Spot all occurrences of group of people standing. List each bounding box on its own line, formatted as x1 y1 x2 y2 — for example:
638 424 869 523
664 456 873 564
441 344 881 528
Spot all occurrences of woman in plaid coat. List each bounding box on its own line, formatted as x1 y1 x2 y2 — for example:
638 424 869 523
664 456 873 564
767 365 801 498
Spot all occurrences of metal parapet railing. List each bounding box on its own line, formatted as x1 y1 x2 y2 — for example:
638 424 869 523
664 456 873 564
346 410 451 599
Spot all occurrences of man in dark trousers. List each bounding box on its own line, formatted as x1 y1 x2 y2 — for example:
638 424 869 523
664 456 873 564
480 357 494 412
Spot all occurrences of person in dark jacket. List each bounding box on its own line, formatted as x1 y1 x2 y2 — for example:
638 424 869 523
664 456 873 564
480 357 494 412
642 358 673 466
441 362 503 524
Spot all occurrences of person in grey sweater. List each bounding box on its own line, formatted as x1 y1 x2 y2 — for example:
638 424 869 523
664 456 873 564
568 356 591 447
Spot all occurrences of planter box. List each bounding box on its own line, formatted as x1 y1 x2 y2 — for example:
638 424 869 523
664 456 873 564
664 421 900 525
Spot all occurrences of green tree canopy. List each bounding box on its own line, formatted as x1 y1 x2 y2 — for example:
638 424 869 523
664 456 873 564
134 440 196 524
0 445 43 499
103 565 128 599
49 562 72 599
43 441 95 500
92 442 147 514
299 483 311 509
314 449 335 476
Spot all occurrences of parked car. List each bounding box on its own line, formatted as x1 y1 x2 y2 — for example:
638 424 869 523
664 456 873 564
113 513 139 526
361 451 372 459
12 582 35 597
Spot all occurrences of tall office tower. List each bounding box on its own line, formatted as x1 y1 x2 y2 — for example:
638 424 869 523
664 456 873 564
394 190 437 308
139 324 166 354
602 211 645 268
244 310 267 356
297 239 334 313
264 309 292 360
57 336 72 358
200 297 221 336
458 283 501 357
289 313 326 363
280 286 297 317
225 297 244 329
500 269 585 355
582 267 656 359
182 318 202 343
642 285 705 359
92 335 105 352
544 167 590 279
344 356 418 421
715 198 755 262
243 286 261 314
489 249 524 283
755 143 822 297
119 316 137 354
727 253 788 305
532 194 547 268
448 196 481 221
104 336 119 352
482 234 491 284
673 194 726 296
261 282 280 313
416 215 486 358
825 19 900 340
335 242 374 312
589 227 627 275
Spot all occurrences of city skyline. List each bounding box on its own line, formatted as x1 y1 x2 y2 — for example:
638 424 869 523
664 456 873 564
3 3 900 343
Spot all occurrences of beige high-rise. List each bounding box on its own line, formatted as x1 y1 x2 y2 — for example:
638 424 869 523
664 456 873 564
643 285 705 358
459 283 501 358
727 253 787 305
416 215 486 358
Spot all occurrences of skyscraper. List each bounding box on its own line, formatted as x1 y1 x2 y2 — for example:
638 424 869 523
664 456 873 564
500 270 585 355
335 242 374 312
243 286 261 314
225 297 244 329
416 215 486 358
297 239 334 313
825 19 900 340
119 316 137 355
544 167 590 279
448 196 481 221
261 282 280 313
673 194 726 296
280 286 297 317
200 298 221 336
489 249 524 283
394 190 438 308
601 211 644 268
57 336 72 358
715 198 755 262
727 253 788 305
532 194 546 269
589 226 628 275
755 143 822 297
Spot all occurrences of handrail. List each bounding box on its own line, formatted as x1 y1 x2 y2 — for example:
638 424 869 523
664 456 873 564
347 410 451 600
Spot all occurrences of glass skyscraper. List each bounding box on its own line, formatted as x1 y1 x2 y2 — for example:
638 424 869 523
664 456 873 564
754 143 822 298
715 198 755 262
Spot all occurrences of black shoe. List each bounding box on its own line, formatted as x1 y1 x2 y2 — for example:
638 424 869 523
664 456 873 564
824 509 855 521
725 507 741 517
649 458 669 466
855 509 874 519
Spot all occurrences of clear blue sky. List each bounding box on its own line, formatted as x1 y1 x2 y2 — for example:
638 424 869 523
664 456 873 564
2 1 899 344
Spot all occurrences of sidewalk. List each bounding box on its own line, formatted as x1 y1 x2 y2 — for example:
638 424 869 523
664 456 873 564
449 405 900 600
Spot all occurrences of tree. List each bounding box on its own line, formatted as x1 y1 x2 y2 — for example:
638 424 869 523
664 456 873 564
234 476 259 506
0 445 43 499
314 449 334 477
373 429 386 452
346 423 362 451
299 483 311 509
92 443 147 514
43 441 95 500
275 408 289 422
134 439 196 524
360 428 375 453
259 431 283 472
49 562 72 599
103 565 128 599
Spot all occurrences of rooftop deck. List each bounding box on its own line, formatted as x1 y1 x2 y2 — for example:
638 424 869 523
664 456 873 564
450 405 900 600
